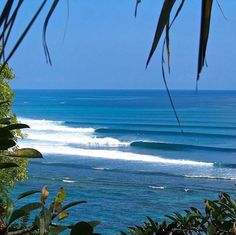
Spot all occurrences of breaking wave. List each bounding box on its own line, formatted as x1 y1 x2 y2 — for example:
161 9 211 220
18 117 213 166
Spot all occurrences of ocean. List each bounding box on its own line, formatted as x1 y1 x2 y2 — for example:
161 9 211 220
12 89 236 234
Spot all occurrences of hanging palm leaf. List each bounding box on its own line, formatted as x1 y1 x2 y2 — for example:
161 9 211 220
197 0 213 81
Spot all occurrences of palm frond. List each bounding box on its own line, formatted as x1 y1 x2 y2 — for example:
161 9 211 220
134 0 141 17
0 1 48 73
42 0 60 65
197 0 213 81
146 0 176 68
0 0 60 67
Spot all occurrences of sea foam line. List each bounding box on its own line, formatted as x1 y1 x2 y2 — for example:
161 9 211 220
184 175 236 180
19 117 94 133
19 143 213 166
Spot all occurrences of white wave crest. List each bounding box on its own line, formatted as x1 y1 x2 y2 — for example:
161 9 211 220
184 175 236 180
19 117 94 133
27 132 129 147
19 142 213 166
18 117 213 166
19 117 128 147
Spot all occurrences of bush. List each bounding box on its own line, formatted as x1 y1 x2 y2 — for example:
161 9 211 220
121 193 236 235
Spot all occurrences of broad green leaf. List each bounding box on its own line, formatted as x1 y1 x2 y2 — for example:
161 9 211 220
19 202 42 213
2 123 29 131
5 200 14 225
16 190 41 201
55 187 66 204
53 188 67 217
58 210 69 220
52 201 86 220
6 148 43 158
8 209 28 226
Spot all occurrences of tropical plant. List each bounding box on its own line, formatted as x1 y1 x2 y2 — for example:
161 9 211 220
0 117 42 165
0 186 100 235
0 63 30 187
0 113 42 186
121 193 236 235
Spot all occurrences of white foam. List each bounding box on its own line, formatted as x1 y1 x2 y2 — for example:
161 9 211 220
19 142 213 166
184 175 236 180
27 132 129 147
62 179 76 183
18 117 213 166
19 117 128 147
149 185 166 189
93 167 110 171
19 117 94 133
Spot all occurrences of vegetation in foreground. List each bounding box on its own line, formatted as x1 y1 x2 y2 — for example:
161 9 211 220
0 64 28 187
121 193 236 235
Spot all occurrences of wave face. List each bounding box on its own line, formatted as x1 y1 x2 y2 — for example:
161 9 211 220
18 118 213 166
131 141 236 152
96 128 236 139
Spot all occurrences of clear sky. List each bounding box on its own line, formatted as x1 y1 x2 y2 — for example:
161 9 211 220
9 0 236 90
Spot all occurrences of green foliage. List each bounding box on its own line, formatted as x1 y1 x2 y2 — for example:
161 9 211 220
0 186 100 235
0 156 28 187
0 117 42 187
0 64 29 187
121 193 236 235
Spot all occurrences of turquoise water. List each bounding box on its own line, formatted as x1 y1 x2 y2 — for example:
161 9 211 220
13 90 236 234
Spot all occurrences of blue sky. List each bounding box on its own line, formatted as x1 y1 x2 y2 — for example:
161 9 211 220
9 1 236 90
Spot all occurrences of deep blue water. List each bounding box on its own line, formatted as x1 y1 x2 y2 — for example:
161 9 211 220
12 90 236 234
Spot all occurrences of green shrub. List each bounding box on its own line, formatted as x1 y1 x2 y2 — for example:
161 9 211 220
121 193 236 235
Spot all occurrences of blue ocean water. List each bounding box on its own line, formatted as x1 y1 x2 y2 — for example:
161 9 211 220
13 90 236 234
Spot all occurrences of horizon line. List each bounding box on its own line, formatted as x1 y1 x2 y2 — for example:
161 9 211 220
12 88 236 91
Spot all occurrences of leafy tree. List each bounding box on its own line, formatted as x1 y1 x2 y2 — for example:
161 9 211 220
0 64 29 187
